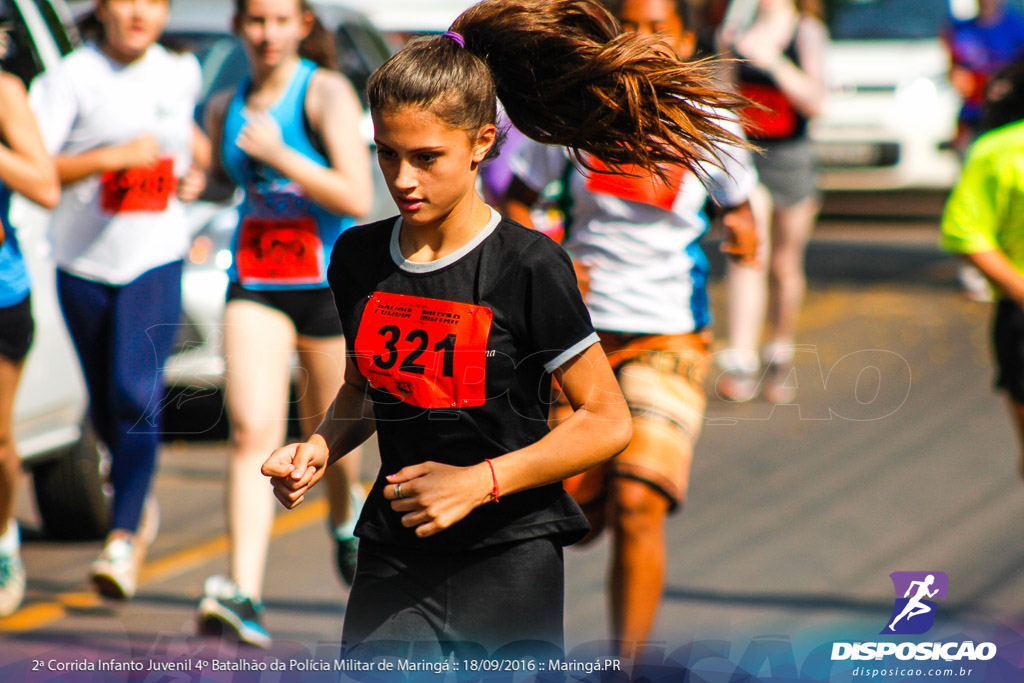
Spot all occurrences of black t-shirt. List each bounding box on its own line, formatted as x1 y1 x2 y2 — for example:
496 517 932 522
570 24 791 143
328 209 598 552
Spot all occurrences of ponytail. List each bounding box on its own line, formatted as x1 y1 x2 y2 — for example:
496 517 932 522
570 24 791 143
299 11 338 70
369 0 746 180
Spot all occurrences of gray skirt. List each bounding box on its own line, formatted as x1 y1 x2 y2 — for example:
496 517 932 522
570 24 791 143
753 137 819 208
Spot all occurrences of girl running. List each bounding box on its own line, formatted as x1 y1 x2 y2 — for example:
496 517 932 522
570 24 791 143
504 0 758 655
0 73 59 617
263 0 745 658
29 0 207 600
716 0 827 402
196 0 372 647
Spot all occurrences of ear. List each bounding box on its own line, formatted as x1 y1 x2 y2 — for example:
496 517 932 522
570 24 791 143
470 124 497 164
93 0 107 23
300 10 315 40
231 12 241 35
677 30 697 60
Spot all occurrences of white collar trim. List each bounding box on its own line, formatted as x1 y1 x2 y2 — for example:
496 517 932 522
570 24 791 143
390 206 501 273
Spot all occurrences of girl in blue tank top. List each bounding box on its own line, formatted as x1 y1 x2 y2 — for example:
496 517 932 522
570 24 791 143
0 72 59 619
198 0 372 648
221 58 353 289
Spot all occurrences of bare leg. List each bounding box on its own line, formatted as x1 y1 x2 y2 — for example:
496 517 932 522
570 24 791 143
608 418 685 655
1006 399 1024 480
294 336 362 527
724 183 772 368
0 356 24 540
223 301 295 601
766 195 820 352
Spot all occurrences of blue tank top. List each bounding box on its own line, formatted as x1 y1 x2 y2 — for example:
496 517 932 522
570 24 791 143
222 59 354 290
0 184 30 307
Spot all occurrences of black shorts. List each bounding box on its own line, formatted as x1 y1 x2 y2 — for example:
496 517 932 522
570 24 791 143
226 283 343 338
0 293 33 362
342 537 565 661
994 299 1024 402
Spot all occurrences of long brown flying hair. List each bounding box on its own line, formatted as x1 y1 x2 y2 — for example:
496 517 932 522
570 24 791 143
368 0 747 180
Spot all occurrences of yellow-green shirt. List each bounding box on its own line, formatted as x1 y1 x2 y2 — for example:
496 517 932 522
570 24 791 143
941 120 1024 299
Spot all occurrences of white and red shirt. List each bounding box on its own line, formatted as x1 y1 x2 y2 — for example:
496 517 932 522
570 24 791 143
509 115 757 335
30 43 200 284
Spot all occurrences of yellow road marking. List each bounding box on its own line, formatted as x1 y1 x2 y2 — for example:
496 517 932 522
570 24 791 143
139 498 327 584
56 591 103 610
0 602 65 632
0 497 330 632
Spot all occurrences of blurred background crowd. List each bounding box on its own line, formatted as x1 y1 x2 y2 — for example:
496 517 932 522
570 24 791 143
3 0 1024 656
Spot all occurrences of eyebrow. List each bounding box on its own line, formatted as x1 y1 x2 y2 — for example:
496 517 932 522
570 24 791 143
373 141 447 154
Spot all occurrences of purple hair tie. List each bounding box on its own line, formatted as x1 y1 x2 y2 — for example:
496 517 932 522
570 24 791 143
443 31 466 48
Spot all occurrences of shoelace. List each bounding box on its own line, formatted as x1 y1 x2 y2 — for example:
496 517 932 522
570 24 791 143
100 540 134 563
0 556 20 584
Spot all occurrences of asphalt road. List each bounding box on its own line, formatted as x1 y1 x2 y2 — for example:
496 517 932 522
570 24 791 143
3 199 1023 681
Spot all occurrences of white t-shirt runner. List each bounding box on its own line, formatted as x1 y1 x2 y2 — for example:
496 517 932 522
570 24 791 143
30 43 201 284
509 118 757 335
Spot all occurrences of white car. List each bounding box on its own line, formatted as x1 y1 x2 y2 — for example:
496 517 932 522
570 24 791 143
338 0 476 40
8 0 113 540
809 0 962 190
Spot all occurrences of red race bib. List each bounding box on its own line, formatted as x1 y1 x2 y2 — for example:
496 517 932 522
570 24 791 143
235 216 326 285
100 158 177 214
738 83 799 139
355 291 493 409
584 157 687 211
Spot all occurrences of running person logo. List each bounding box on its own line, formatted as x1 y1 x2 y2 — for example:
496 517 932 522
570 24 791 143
881 571 949 635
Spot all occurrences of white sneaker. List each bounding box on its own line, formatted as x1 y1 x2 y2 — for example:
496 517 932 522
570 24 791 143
0 552 26 617
90 537 139 599
90 495 159 600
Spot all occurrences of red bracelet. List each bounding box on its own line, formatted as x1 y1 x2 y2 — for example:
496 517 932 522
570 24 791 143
484 458 500 503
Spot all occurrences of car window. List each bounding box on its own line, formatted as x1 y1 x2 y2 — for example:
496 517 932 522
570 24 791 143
827 0 950 40
335 20 390 106
0 0 48 84
29 0 75 54
193 35 247 108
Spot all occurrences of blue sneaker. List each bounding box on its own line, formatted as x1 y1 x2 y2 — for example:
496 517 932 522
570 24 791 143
0 552 25 617
197 575 271 648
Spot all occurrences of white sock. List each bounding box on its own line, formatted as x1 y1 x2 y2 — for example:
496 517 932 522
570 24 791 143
334 519 357 541
762 342 795 366
334 485 365 540
0 521 20 556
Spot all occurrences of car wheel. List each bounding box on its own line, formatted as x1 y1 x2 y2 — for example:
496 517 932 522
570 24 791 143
31 421 112 540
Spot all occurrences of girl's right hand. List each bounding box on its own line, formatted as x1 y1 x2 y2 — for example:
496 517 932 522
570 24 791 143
262 435 330 509
116 135 160 169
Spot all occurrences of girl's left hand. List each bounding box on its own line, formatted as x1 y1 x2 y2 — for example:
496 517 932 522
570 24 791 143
384 462 494 537
178 165 206 203
236 113 285 165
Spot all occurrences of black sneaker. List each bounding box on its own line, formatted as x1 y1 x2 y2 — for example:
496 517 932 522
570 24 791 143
197 575 271 648
333 485 365 586
335 537 358 586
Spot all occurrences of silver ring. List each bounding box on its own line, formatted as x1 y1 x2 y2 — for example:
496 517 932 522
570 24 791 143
394 483 403 499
